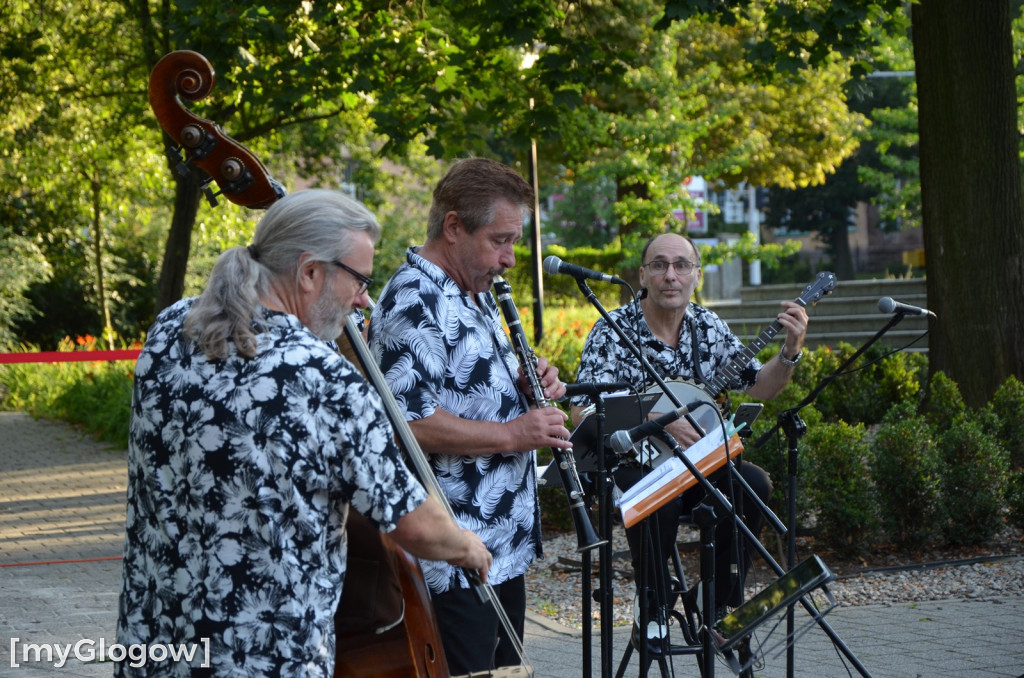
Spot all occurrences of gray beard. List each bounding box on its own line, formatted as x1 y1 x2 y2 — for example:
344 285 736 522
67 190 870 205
308 288 349 342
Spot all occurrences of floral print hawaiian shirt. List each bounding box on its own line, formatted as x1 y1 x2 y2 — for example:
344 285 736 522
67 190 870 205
369 247 542 593
116 298 426 677
572 298 762 408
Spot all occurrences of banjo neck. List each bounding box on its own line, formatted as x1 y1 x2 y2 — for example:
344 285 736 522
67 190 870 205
694 271 838 401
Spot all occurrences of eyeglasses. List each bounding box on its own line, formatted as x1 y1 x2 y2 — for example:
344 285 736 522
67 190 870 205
643 259 698 276
331 260 373 294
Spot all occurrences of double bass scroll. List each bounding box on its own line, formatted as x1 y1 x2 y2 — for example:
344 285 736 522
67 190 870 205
148 50 285 208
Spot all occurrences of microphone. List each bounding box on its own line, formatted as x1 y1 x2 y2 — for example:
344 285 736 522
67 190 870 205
608 400 707 455
543 255 627 285
560 381 632 400
878 296 936 318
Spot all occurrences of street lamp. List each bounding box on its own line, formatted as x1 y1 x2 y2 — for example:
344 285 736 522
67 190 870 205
521 47 544 343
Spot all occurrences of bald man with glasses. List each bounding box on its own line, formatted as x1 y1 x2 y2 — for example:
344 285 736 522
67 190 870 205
571 232 808 668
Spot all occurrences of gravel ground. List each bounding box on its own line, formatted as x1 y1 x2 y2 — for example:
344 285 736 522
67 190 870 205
525 528 1024 630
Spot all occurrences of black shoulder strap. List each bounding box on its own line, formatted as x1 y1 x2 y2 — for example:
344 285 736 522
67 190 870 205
687 313 709 386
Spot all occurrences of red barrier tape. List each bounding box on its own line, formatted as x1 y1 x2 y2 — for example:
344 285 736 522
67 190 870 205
0 556 123 567
0 350 140 364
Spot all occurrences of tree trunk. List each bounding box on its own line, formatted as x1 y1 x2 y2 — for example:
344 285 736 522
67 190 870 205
154 168 205 315
912 0 1024 407
89 178 112 340
616 178 651 303
828 220 855 281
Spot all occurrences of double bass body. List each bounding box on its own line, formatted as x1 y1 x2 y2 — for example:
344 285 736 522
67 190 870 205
334 510 449 677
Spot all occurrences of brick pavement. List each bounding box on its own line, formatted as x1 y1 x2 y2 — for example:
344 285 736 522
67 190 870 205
2 410 1023 677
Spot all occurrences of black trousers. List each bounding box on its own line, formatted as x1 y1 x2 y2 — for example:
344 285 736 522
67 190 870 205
615 459 773 610
431 574 526 675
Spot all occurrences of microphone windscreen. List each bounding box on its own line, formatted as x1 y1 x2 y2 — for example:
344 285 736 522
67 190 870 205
609 429 634 455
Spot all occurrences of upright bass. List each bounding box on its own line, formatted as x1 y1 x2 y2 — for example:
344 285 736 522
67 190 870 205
147 50 531 678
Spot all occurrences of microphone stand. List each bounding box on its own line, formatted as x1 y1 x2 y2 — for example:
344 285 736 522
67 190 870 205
571 277 875 677
557 381 615 678
585 391 614 678
573 278 694 677
752 314 909 678
571 278 753 676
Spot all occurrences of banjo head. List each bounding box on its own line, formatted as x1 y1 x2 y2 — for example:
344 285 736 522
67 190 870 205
639 380 725 467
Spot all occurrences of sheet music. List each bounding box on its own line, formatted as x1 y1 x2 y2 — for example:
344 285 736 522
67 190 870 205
616 426 739 528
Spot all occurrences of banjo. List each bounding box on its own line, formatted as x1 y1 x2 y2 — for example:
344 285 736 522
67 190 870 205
641 271 837 465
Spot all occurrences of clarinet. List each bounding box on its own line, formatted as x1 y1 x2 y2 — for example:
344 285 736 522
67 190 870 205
493 276 606 553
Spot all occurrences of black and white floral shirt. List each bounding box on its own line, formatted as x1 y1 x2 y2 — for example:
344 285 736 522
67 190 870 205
368 247 541 593
116 298 426 677
572 298 762 408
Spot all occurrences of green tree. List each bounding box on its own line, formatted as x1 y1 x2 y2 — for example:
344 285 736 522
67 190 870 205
14 0 1006 370
763 158 870 281
132 0 866 310
0 0 170 346
523 2 865 290
764 24 919 280
912 1 1024 407
659 0 1024 407
0 226 51 348
130 3 425 312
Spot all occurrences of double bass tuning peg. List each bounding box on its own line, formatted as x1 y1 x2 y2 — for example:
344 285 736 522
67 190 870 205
201 180 220 207
161 143 191 178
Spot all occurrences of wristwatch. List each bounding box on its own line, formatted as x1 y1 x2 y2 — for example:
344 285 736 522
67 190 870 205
779 349 803 367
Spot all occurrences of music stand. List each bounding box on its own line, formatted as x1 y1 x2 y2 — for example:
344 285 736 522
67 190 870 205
711 555 838 675
539 390 659 678
541 391 661 488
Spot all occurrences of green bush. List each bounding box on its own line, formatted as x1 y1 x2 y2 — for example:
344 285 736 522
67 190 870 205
871 401 941 551
0 353 135 447
798 342 926 426
988 375 1024 470
503 244 623 310
738 345 826 520
801 420 878 557
923 370 967 433
52 366 135 445
937 416 1009 547
741 399 823 524
1006 468 1024 530
740 342 924 523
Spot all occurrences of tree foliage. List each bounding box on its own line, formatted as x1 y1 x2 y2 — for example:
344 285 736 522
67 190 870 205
11 0 1019 415
528 1 866 267
658 0 1024 406
2 0 880 345
0 225 51 348
0 0 170 345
